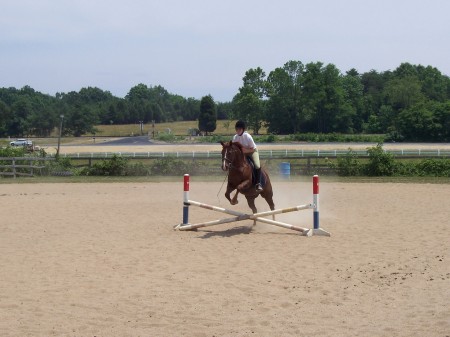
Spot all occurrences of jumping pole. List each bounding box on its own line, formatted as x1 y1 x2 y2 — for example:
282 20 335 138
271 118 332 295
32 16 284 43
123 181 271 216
175 174 330 237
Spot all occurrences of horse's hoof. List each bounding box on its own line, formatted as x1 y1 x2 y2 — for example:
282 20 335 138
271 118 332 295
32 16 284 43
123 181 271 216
231 200 238 205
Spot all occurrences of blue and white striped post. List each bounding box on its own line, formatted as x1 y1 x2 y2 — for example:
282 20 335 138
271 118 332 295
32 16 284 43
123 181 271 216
312 175 330 236
183 174 190 225
313 175 319 229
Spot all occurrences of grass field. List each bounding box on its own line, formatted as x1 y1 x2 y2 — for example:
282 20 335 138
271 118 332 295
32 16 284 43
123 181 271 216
89 120 266 137
0 120 251 146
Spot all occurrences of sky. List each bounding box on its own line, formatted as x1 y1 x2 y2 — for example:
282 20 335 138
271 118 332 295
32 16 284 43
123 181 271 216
1 0 449 102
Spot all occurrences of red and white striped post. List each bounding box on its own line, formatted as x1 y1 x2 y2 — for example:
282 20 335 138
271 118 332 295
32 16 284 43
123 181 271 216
312 175 330 236
182 174 190 225
313 175 319 229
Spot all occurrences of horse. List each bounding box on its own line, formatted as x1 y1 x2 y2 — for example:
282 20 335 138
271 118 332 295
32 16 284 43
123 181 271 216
220 141 275 215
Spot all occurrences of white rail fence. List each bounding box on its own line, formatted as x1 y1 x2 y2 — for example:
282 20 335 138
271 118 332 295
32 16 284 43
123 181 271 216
52 148 450 159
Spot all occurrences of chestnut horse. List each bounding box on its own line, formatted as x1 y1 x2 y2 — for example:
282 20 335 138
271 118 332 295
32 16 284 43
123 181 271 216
220 141 275 214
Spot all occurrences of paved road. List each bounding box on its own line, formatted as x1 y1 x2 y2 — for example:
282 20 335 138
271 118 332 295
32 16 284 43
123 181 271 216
91 136 154 146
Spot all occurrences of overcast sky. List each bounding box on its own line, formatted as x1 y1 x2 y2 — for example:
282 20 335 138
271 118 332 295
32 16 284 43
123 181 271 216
1 0 449 102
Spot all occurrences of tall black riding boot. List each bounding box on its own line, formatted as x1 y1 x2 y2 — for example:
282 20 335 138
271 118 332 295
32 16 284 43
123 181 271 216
255 168 263 191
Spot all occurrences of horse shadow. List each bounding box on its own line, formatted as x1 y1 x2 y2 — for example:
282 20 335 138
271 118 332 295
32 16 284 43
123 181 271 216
196 225 299 239
198 225 253 238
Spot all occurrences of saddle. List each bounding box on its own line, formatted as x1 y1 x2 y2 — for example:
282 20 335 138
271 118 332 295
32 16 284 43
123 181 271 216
245 156 265 187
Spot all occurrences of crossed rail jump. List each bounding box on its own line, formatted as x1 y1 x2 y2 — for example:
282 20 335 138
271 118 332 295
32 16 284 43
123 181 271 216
174 174 330 237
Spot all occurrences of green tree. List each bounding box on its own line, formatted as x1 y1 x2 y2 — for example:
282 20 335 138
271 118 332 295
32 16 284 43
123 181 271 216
367 104 395 133
78 86 113 104
27 105 56 136
301 62 325 132
398 101 450 141
9 97 32 136
343 70 366 132
266 61 305 134
302 63 350 133
63 106 99 137
393 62 418 78
198 95 217 135
321 64 354 133
233 67 267 134
384 76 424 111
416 65 448 101
234 93 263 133
216 101 232 120
148 85 171 121
0 100 10 136
184 98 201 121
397 102 438 141
361 70 389 123
126 84 151 123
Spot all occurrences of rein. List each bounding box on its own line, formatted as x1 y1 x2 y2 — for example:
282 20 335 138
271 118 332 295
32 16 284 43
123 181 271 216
217 170 229 199
223 144 244 171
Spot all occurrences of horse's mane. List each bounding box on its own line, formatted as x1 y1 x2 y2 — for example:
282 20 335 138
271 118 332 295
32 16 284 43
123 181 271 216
230 141 244 152
221 140 244 156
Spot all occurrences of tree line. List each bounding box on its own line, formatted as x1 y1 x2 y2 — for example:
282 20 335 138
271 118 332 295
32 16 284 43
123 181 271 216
0 61 449 141
233 61 450 141
0 84 229 137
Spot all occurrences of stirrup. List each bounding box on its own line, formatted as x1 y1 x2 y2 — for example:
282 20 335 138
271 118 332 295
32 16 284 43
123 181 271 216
255 183 263 191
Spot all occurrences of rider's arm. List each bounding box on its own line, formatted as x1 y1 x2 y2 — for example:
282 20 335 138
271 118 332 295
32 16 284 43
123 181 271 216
233 132 257 154
243 133 257 154
241 147 255 155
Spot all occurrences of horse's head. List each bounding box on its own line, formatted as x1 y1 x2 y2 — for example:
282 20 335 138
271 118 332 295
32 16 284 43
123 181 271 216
220 141 244 171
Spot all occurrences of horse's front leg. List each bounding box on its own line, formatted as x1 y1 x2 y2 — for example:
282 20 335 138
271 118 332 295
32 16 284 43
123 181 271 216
225 184 239 205
237 179 252 192
231 190 239 205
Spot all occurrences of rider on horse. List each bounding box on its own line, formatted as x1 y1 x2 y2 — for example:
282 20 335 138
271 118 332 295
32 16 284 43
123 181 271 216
233 120 263 191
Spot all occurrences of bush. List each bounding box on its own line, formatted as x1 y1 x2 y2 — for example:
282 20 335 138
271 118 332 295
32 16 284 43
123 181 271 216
394 162 419 176
384 130 405 143
156 133 177 142
416 158 450 177
364 143 396 176
125 161 150 176
83 155 129 176
0 147 38 176
44 157 74 176
150 157 190 175
289 133 385 143
255 134 277 143
0 147 26 157
195 134 229 143
333 149 362 176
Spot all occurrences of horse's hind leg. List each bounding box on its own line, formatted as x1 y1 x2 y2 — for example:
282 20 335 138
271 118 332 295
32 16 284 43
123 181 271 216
265 196 276 220
261 192 275 220
260 172 275 219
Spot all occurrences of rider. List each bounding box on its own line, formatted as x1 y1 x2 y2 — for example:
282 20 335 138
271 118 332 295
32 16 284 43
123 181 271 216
232 120 263 191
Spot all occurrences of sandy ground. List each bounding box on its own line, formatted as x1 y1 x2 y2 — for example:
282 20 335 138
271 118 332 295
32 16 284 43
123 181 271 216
1 179 449 336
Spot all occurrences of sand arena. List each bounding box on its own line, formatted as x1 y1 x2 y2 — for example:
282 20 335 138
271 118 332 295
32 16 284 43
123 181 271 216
1 174 449 336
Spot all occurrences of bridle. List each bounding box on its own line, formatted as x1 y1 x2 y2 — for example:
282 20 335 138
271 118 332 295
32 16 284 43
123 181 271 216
222 144 240 171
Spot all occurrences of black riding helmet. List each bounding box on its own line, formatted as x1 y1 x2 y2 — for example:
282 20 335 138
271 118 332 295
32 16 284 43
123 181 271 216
235 120 246 130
